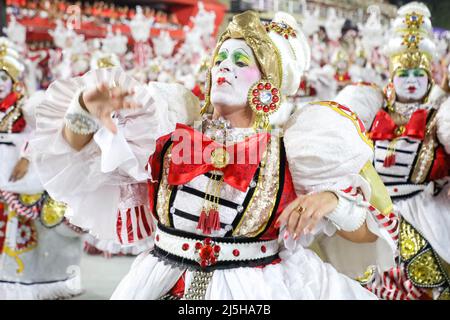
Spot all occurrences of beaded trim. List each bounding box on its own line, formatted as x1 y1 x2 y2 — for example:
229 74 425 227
399 219 450 289
232 137 280 237
0 105 22 133
64 93 99 135
156 144 174 226
411 109 437 184
184 271 213 300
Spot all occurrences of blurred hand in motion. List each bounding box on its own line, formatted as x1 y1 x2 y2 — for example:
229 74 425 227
9 157 29 182
81 83 143 134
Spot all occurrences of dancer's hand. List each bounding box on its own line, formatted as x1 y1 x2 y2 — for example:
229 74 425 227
81 83 143 134
9 157 29 182
275 192 338 240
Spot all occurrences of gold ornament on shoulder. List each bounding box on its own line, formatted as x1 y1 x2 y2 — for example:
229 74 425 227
41 197 67 228
19 193 43 206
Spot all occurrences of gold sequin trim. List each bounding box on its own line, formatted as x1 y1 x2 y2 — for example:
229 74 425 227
407 249 445 287
399 219 427 261
156 145 173 226
19 193 43 206
411 110 437 184
438 288 450 300
355 266 376 285
0 105 21 132
41 196 66 228
232 137 280 237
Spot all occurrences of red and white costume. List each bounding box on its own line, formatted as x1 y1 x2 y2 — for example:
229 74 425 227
32 12 398 300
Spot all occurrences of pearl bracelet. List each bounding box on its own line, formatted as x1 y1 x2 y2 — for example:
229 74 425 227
64 91 99 135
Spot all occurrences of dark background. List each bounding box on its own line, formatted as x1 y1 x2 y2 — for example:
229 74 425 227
389 0 450 29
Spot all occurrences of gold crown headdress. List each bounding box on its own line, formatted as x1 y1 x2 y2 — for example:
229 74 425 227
385 2 435 77
202 11 310 129
0 37 24 82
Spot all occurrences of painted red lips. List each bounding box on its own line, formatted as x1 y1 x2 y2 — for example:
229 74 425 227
408 86 416 93
217 77 229 86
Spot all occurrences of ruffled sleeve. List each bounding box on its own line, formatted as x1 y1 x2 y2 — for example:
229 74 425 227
436 96 450 154
283 101 397 278
335 83 384 130
31 67 201 243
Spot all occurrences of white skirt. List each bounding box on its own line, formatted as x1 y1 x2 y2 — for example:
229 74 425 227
110 244 377 300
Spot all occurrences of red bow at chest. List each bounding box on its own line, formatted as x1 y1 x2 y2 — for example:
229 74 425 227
0 92 19 113
167 123 270 192
370 109 427 141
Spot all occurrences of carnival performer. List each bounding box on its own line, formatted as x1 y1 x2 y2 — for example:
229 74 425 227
32 11 398 300
335 2 450 300
0 37 83 300
83 51 154 257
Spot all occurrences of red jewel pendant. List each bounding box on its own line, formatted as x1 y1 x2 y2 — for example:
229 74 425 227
195 238 221 268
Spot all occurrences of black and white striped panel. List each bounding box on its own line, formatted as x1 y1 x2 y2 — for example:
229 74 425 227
373 138 420 183
169 174 250 236
384 182 427 200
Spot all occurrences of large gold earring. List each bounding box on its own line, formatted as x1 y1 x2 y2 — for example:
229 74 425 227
384 81 396 113
13 81 25 98
248 79 281 130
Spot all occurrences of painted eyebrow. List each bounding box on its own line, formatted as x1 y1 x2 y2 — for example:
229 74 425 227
218 48 229 54
235 48 251 56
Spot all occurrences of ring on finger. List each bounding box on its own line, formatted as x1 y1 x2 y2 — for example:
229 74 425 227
295 205 305 214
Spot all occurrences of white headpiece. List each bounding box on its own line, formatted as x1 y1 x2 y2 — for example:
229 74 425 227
266 12 311 96
384 1 436 75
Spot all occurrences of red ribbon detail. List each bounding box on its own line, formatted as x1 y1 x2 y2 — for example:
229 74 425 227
168 123 270 192
370 109 427 141
0 92 19 113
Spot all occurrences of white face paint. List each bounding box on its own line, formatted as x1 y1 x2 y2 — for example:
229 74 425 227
210 39 261 110
393 68 429 103
0 70 13 100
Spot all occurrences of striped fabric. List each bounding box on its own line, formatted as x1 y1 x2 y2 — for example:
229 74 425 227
366 263 426 300
169 174 249 237
116 204 155 245
373 138 420 184
340 186 399 242
0 190 41 220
